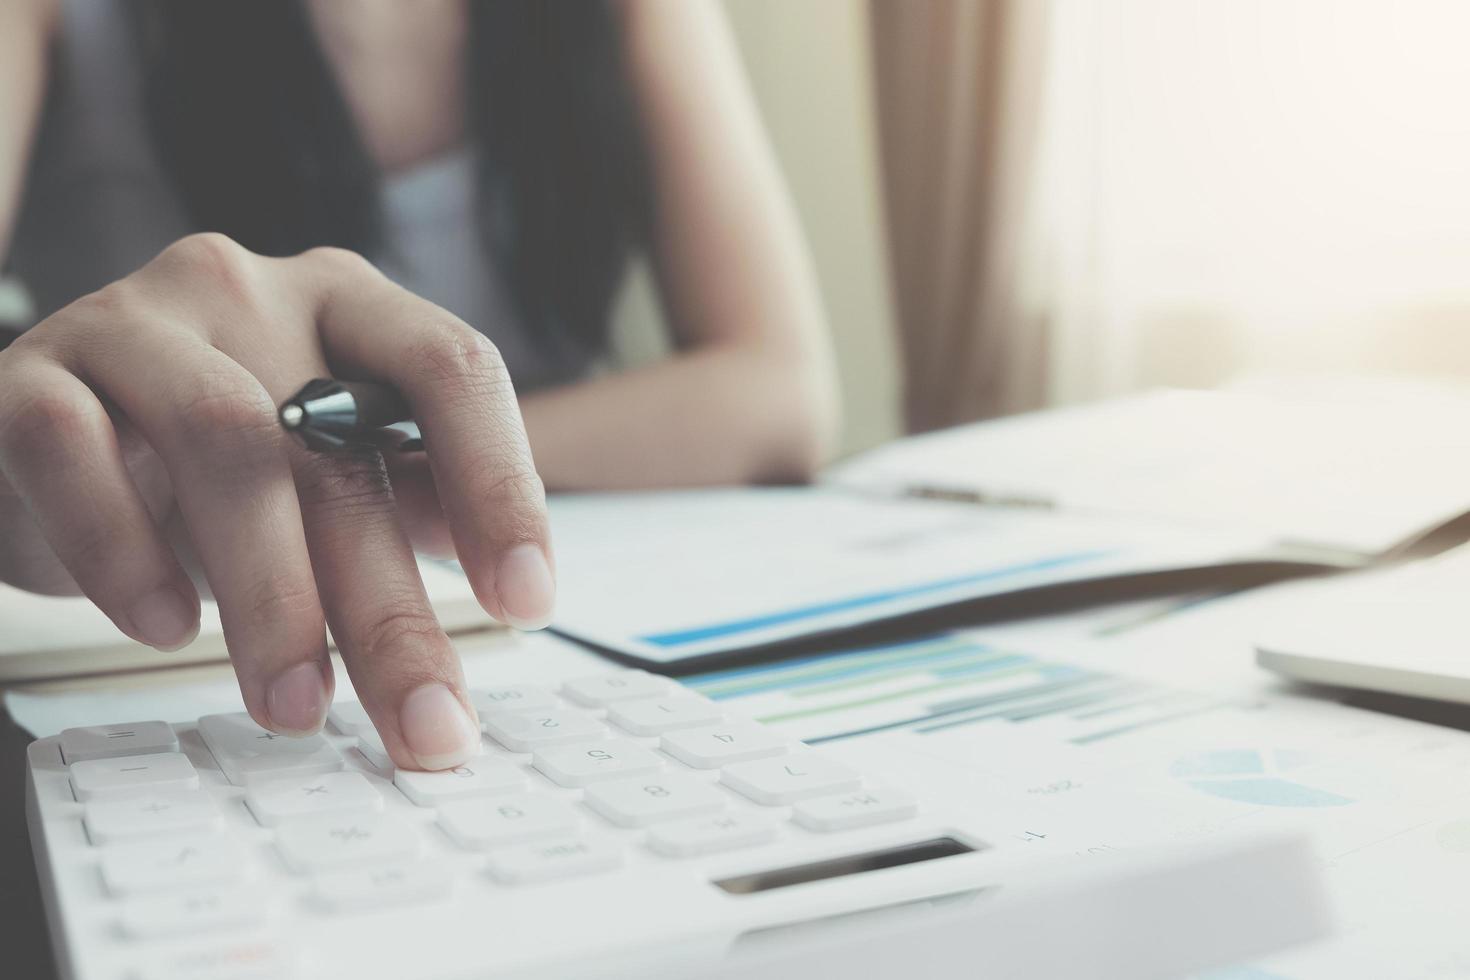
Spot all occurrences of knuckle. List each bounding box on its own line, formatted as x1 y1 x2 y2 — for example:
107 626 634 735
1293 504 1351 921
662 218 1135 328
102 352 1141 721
464 453 545 509
67 281 146 329
405 325 507 390
0 389 100 466
171 374 280 450
245 572 320 632
354 601 445 664
59 519 122 572
160 233 257 297
300 245 378 280
294 452 395 521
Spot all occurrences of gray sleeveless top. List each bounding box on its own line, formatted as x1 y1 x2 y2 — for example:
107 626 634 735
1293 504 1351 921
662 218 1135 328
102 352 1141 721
8 0 596 392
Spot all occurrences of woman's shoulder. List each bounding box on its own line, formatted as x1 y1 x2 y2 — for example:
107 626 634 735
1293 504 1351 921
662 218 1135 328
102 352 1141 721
3 0 61 44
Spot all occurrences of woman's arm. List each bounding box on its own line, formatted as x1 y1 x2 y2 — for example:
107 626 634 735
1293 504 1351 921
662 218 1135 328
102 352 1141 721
0 0 56 267
519 0 840 489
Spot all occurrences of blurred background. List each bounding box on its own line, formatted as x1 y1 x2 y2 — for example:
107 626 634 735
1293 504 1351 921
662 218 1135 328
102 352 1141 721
7 0 1470 459
629 0 1470 456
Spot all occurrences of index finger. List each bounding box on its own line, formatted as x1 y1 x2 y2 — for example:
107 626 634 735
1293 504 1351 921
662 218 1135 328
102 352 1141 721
294 249 555 631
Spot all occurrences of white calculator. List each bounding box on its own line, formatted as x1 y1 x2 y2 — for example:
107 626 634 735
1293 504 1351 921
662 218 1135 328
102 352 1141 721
25 666 1005 980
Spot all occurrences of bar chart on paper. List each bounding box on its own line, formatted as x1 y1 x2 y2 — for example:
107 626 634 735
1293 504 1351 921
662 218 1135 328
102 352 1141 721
683 634 1232 746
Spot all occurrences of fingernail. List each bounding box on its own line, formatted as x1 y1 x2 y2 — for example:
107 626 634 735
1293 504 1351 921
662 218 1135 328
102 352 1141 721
129 586 199 651
496 543 555 631
399 684 480 770
266 662 330 735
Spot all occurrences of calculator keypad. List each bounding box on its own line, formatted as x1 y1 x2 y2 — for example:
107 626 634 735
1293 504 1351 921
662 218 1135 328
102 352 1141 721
50 667 927 974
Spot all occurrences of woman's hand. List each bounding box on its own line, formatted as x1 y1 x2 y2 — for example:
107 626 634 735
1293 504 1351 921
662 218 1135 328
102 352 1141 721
0 233 555 770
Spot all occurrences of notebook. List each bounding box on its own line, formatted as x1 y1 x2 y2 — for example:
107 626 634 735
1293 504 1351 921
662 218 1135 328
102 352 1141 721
548 378 1470 665
826 377 1470 561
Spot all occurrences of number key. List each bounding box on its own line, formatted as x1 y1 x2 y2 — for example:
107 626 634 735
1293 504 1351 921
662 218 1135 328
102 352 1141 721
583 772 726 827
533 740 662 787
394 759 526 805
721 755 861 805
471 685 558 715
562 671 668 707
661 722 788 768
607 696 722 736
438 794 581 850
481 710 604 752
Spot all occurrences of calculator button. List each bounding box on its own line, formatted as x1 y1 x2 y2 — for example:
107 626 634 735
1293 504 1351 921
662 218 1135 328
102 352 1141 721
59 721 178 764
792 789 919 831
471 684 558 715
647 812 780 857
438 794 582 850
583 772 727 827
100 837 246 896
198 713 343 787
119 886 269 939
660 722 789 768
69 752 198 802
721 755 861 805
274 812 421 872
481 709 605 752
326 701 372 737
245 771 383 827
561 671 669 706
313 862 454 913
84 791 221 845
532 740 663 787
606 696 722 736
485 836 623 884
394 759 526 805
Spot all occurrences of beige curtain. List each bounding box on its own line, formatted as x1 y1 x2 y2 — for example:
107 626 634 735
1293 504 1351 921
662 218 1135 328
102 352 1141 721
870 0 1052 432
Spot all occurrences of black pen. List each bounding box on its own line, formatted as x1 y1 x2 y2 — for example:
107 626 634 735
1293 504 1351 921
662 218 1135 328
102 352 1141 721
278 379 425 453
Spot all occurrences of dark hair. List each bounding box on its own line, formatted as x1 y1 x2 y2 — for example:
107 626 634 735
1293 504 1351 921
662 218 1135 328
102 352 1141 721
133 0 650 360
